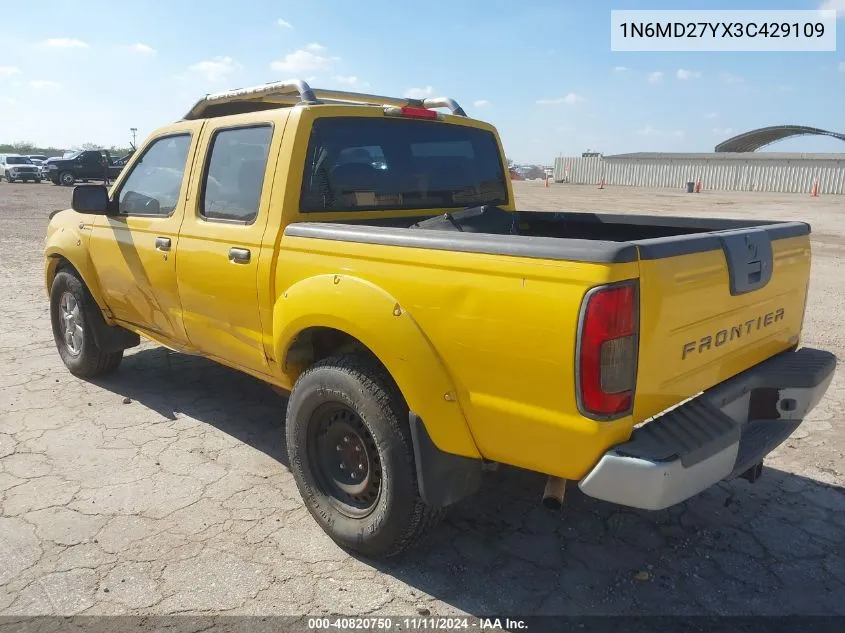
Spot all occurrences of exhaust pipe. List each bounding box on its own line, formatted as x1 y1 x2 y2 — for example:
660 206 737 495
542 476 567 509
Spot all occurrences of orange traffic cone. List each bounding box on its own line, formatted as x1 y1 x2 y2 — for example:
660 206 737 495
598 178 605 190
811 180 819 197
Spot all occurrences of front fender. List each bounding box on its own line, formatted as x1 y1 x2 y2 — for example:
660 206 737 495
273 274 481 459
44 213 111 318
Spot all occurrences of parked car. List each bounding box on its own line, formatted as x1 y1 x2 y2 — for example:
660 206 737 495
0 154 42 182
44 149 124 186
28 158 49 181
43 80 836 558
27 154 49 162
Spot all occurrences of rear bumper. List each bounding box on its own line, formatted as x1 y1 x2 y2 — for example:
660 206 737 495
578 347 836 510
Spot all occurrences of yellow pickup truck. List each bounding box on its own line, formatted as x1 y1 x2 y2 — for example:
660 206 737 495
44 80 836 558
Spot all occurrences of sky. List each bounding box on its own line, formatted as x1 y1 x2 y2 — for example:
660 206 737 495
1 0 844 164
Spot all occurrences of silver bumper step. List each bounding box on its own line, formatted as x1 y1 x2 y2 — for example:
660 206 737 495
578 347 837 510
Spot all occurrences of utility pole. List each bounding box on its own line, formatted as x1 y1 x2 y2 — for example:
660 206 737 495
130 127 138 148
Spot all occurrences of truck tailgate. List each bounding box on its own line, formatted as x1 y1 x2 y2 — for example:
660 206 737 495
633 223 811 422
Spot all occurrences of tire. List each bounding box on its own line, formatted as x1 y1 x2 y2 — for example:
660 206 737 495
286 354 444 558
35 178 42 184
6 173 14 183
59 171 75 186
50 270 123 378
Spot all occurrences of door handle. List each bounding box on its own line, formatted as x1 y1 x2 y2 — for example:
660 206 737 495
155 237 171 251
228 247 251 264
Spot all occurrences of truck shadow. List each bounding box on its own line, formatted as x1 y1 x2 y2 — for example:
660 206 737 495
92 345 290 467
377 467 845 615
96 346 845 616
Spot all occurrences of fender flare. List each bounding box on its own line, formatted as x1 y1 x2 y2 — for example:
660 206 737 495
45 239 139 353
44 229 110 317
272 274 481 461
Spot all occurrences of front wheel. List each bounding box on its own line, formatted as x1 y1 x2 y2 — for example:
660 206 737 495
59 171 75 186
286 354 444 558
6 173 14 183
50 270 123 377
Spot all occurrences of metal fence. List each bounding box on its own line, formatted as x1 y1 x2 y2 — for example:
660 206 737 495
553 155 845 194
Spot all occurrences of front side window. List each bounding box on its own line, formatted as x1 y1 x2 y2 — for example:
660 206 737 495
300 117 509 212
200 125 273 223
117 134 191 216
81 152 102 166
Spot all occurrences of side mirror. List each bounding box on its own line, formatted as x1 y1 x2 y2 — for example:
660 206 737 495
71 184 113 215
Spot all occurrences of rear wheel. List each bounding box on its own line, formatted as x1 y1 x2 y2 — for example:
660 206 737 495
50 270 123 377
286 354 444 558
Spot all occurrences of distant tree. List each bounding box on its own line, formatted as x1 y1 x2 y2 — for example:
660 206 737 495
11 141 36 153
81 142 101 150
0 141 67 157
106 145 133 156
523 164 546 180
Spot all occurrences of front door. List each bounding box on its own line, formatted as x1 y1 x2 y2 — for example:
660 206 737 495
176 113 285 374
78 151 106 180
87 124 204 347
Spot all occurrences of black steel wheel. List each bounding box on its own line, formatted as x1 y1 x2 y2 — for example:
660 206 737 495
286 353 445 558
308 403 382 517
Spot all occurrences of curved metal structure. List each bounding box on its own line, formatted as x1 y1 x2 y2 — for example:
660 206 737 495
715 125 845 152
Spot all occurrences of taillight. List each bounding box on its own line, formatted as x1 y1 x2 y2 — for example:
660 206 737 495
576 282 638 418
383 105 443 120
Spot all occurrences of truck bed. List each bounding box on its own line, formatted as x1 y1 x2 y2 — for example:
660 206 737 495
285 205 808 265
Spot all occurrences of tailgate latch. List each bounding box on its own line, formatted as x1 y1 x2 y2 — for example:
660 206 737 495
719 230 773 295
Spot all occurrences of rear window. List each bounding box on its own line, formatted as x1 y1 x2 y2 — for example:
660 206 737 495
300 117 508 212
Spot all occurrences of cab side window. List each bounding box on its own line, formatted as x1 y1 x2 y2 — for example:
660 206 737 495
200 125 273 224
81 152 102 167
117 134 192 216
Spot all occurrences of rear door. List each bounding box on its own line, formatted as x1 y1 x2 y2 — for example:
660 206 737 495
633 225 811 421
175 111 286 375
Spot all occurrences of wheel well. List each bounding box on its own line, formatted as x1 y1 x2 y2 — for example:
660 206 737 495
47 256 75 287
285 327 389 381
284 326 483 510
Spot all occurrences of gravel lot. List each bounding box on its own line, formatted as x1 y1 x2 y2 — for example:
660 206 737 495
0 180 843 617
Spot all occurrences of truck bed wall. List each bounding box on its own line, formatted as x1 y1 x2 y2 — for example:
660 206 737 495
275 225 640 479
329 208 795 244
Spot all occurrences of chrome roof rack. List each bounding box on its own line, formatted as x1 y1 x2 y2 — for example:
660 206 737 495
182 79 467 120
